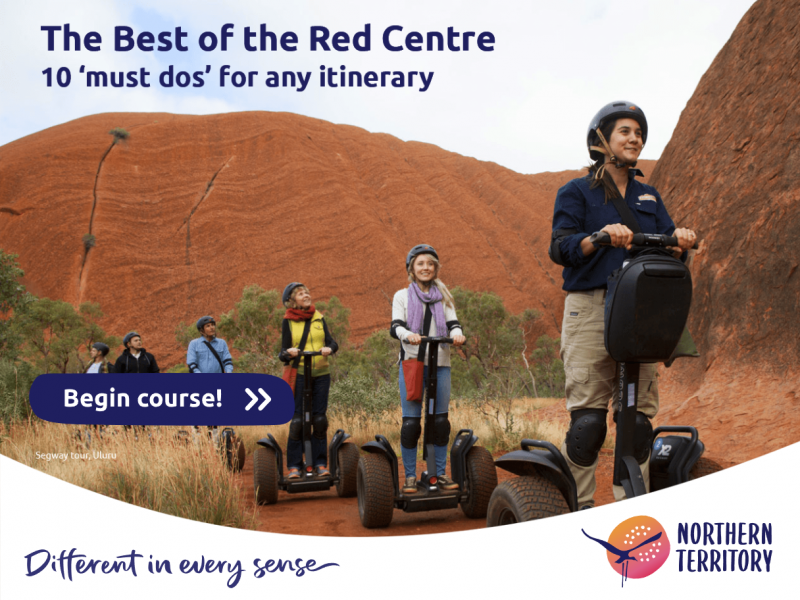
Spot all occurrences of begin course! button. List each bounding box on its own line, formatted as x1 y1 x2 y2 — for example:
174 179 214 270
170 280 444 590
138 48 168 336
30 374 294 426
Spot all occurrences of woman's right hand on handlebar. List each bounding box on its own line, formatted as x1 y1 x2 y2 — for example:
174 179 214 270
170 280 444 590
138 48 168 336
407 334 422 345
600 223 634 249
287 348 299 357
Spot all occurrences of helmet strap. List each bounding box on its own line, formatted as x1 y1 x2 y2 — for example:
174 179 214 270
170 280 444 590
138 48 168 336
592 128 639 184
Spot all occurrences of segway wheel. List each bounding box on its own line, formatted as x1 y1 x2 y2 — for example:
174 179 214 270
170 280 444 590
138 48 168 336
335 443 360 498
486 475 569 526
234 437 246 473
357 454 394 528
253 446 279 505
460 446 498 519
689 457 723 480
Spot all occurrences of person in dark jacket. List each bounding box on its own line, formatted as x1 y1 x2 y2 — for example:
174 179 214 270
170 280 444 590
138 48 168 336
279 283 338 479
114 332 160 374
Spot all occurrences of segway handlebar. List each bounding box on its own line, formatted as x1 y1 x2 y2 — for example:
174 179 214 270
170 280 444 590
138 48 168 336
589 231 699 250
301 351 324 357
420 336 454 344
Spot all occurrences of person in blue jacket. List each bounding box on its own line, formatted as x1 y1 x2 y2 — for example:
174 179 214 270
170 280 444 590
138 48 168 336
549 101 697 509
187 316 233 374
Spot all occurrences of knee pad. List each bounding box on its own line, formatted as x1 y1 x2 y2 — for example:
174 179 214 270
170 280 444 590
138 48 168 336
633 412 653 463
565 409 608 467
312 414 328 440
433 414 451 446
288 417 302 441
400 417 421 449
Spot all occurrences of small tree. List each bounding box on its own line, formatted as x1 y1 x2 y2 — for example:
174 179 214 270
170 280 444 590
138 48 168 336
14 299 116 373
531 335 565 398
108 127 130 145
0 250 33 361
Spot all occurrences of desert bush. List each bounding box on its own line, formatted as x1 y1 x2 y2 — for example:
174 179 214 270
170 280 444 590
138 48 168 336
108 127 130 144
82 233 96 249
1 422 255 528
0 359 38 429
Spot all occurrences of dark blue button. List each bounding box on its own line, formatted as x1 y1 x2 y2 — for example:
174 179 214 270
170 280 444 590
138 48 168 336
29 374 294 426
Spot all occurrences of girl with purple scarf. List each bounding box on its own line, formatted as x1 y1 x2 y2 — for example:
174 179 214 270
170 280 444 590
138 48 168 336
390 244 466 495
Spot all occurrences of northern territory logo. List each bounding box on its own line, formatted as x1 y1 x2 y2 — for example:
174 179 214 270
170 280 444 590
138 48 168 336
582 516 670 587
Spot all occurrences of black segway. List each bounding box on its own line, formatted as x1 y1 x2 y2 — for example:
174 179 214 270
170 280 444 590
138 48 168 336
252 351 359 504
357 337 497 528
487 233 721 525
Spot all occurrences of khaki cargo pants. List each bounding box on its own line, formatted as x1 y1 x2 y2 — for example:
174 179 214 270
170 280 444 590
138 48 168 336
560 288 659 508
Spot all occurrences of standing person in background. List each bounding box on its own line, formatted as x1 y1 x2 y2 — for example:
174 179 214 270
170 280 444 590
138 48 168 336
187 316 233 374
549 101 696 509
85 342 110 373
390 244 466 494
114 332 160 374
279 283 338 479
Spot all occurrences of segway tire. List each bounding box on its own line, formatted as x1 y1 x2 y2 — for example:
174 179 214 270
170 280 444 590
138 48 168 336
234 437 246 473
460 446 498 519
335 443 360 498
689 457 723 480
357 454 394 528
486 475 569 526
253 446 279 505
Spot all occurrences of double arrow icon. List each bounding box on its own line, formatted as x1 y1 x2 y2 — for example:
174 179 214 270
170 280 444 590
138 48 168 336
245 388 271 411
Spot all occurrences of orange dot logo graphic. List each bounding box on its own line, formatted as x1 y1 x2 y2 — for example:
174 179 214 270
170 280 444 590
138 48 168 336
583 516 670 587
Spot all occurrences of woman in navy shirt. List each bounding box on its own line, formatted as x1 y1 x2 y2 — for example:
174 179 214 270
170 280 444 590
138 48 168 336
549 101 696 509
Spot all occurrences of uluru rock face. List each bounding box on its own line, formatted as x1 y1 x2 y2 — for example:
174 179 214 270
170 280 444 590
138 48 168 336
650 0 800 460
2 112 656 368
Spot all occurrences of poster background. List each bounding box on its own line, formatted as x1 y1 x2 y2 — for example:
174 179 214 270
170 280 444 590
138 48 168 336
1 1 796 597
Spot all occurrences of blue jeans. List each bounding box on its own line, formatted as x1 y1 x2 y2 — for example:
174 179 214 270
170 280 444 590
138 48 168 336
399 365 451 478
287 374 330 470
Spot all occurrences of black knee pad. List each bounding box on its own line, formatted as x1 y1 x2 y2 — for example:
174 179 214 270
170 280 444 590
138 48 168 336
565 409 608 467
400 417 421 449
433 414 451 446
288 417 302 441
312 414 328 440
633 412 653 463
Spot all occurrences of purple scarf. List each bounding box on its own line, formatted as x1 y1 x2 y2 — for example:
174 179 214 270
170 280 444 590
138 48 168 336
407 282 447 337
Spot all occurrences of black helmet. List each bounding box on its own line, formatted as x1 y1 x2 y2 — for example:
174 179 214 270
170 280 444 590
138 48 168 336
122 331 140 348
196 316 216 332
282 282 306 305
587 101 648 161
406 244 439 270
92 342 110 356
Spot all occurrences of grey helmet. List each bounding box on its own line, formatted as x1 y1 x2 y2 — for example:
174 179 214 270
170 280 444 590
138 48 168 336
587 101 648 161
406 244 439 270
196 316 216 332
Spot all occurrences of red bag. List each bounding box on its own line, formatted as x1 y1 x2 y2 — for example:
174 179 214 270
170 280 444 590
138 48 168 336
282 365 298 393
402 358 424 402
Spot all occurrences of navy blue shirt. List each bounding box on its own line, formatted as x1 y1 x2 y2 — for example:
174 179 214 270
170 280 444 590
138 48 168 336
552 171 677 291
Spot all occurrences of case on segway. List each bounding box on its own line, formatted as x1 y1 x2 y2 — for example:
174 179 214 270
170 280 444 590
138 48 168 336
605 250 692 363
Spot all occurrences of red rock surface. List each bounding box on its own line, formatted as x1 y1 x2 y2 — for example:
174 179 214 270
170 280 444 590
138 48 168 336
0 110 653 370
649 0 800 462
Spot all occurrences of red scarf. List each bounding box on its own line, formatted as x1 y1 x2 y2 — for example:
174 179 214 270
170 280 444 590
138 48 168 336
285 305 316 321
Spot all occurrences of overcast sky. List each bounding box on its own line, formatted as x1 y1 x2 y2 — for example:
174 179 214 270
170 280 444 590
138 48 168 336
0 0 756 174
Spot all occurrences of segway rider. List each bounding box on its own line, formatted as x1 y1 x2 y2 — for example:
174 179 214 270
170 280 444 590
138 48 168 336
85 342 110 373
278 283 339 480
549 101 697 509
390 245 466 494
114 332 160 373
187 316 233 374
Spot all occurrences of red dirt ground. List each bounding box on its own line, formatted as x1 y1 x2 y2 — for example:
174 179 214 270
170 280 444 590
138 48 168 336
233 449 617 537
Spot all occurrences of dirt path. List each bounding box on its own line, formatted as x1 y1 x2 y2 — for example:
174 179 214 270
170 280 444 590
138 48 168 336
234 448 618 537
